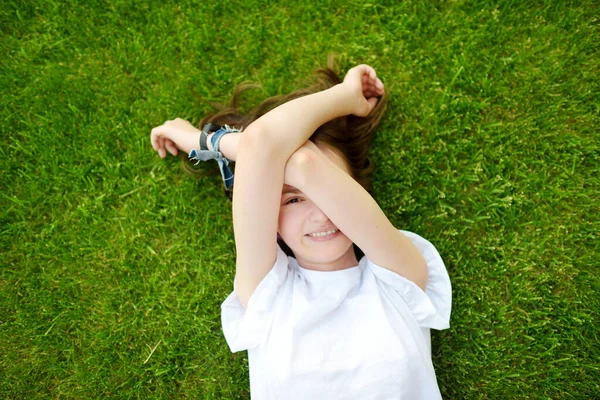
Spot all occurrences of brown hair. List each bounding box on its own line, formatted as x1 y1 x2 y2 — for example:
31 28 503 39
186 58 388 259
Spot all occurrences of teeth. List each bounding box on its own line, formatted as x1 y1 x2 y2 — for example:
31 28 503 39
309 229 338 237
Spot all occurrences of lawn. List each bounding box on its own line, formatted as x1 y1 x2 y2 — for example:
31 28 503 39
1 0 598 398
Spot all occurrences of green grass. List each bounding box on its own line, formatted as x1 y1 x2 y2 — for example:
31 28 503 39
2 0 598 397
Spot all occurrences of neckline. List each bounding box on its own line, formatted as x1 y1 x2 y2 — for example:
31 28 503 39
293 257 366 280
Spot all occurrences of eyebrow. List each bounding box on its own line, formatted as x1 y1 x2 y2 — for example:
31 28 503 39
282 186 301 195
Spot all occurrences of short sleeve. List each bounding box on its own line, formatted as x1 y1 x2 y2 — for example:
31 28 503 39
367 230 452 330
221 245 290 352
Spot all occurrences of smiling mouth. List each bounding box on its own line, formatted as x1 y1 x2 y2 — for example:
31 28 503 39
305 228 339 238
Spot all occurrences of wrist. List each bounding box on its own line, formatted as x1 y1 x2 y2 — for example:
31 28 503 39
206 132 215 151
184 131 201 155
212 131 242 161
326 84 356 117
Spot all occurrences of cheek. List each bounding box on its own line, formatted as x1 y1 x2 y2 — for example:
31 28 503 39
277 208 292 236
278 206 305 238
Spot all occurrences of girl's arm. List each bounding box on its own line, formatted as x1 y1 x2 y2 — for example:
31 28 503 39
150 118 242 161
234 65 385 308
150 66 386 308
233 81 363 308
150 65 384 162
245 65 384 160
293 142 428 290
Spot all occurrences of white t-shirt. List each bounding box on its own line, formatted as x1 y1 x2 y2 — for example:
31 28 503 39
222 230 452 400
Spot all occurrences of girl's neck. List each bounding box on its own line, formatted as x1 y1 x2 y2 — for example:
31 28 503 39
296 246 359 272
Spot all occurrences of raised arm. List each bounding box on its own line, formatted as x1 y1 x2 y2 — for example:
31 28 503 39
150 65 384 164
291 141 428 291
246 65 384 160
150 65 386 308
242 85 353 160
233 82 359 308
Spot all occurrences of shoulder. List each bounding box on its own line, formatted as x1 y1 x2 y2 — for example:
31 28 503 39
222 244 295 352
362 229 452 330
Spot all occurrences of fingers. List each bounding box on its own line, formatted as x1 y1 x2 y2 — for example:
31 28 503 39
150 127 160 151
353 64 376 78
354 64 384 97
362 79 384 98
150 129 166 158
158 137 166 158
367 97 378 111
364 65 377 80
165 139 178 156
151 124 175 158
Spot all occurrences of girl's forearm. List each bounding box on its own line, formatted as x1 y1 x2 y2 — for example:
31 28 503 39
214 131 242 161
205 84 350 162
208 131 276 164
244 84 352 158
186 128 262 162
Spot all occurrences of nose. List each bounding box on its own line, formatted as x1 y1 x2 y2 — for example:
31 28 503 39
308 203 330 223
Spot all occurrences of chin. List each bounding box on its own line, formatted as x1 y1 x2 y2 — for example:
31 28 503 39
297 239 354 263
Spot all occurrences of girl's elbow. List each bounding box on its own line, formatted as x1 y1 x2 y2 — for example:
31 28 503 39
288 146 315 169
284 148 314 188
238 125 281 160
238 125 263 148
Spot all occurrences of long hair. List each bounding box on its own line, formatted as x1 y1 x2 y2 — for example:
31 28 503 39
186 57 388 260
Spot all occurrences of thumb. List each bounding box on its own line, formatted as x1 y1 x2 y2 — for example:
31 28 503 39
367 97 378 112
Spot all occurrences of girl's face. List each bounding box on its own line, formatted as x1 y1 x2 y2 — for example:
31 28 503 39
277 146 358 271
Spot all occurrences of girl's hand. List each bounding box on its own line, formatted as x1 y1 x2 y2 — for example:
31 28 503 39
150 118 201 158
341 64 385 117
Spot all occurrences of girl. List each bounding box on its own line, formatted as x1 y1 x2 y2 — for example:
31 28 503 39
150 63 451 399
